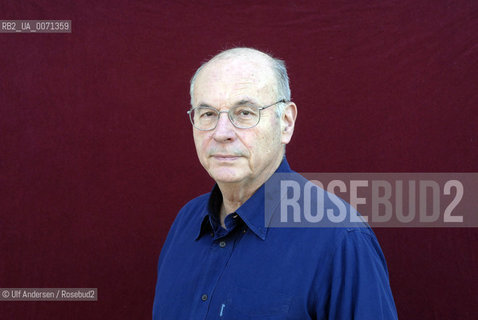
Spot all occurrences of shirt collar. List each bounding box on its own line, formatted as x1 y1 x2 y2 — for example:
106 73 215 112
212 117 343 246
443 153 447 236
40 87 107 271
195 157 292 241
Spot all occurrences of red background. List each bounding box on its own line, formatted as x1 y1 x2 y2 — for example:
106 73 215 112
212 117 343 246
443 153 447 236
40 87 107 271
1 1 477 319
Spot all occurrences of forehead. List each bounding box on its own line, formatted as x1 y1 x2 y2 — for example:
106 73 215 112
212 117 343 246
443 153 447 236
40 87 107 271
193 57 276 106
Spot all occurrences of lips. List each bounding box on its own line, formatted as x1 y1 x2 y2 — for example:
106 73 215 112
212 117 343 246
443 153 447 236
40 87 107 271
212 154 240 161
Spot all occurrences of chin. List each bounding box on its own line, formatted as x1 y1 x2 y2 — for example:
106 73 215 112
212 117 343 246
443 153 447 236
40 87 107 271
208 168 246 184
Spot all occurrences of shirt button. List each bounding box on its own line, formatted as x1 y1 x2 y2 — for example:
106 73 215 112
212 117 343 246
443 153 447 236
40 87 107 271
232 214 238 219
219 241 226 248
201 294 208 301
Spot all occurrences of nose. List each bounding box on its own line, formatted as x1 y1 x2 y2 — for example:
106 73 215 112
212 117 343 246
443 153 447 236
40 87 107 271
212 111 236 142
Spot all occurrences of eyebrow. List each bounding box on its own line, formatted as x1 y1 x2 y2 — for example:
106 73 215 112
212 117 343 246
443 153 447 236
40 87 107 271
196 99 258 109
196 103 214 109
234 99 257 106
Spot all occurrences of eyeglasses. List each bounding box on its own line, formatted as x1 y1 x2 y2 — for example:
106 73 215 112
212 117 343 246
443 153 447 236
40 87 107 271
187 99 286 131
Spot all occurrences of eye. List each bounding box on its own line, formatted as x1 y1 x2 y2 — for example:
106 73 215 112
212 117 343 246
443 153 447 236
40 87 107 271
197 108 217 119
234 106 257 119
201 111 215 118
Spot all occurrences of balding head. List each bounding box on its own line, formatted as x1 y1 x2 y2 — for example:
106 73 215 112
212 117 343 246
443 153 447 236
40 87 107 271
190 48 291 115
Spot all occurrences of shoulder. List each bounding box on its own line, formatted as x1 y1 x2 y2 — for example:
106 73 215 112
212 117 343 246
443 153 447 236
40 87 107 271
275 225 377 255
318 226 390 284
178 193 210 215
175 192 209 222
165 192 210 239
335 227 387 263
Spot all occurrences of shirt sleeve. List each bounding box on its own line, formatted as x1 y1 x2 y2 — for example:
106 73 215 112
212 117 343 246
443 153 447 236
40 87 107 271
152 205 184 319
326 229 398 319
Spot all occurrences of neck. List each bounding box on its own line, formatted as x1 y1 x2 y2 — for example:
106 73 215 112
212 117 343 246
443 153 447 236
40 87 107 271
217 155 284 228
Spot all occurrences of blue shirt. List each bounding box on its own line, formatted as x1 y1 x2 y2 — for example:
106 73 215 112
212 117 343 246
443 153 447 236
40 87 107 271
153 159 398 319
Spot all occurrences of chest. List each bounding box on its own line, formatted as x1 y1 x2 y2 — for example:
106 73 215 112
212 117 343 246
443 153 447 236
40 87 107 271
155 229 332 319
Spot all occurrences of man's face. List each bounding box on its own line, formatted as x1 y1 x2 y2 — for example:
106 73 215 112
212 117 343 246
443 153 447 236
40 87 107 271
191 57 287 187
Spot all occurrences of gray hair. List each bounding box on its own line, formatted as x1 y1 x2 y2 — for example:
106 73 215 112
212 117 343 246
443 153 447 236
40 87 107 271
189 48 291 116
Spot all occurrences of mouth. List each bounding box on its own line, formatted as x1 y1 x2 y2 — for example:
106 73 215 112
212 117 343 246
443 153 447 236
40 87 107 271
211 154 241 161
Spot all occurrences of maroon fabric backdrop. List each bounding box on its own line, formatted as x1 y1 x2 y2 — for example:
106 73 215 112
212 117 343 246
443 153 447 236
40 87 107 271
1 1 477 319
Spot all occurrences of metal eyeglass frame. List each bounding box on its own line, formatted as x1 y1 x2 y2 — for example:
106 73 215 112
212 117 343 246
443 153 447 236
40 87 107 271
187 99 287 131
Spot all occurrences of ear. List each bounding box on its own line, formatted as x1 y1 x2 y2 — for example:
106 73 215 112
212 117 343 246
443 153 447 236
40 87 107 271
280 102 298 145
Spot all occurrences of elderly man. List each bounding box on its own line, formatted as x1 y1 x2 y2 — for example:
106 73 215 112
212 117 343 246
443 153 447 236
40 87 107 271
153 48 398 319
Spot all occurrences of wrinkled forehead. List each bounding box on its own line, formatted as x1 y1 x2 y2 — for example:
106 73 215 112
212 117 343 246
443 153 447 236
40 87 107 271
192 57 277 107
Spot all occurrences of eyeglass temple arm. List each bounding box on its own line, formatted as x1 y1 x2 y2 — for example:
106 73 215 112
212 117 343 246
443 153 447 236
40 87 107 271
258 99 287 111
